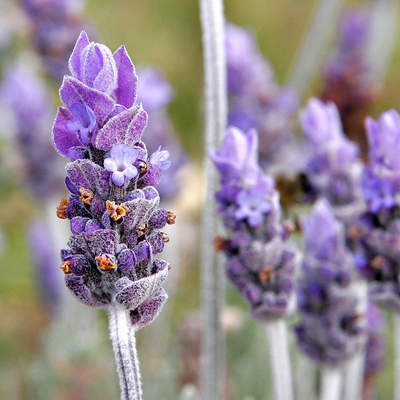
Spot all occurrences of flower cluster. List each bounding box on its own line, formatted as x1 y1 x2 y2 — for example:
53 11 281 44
300 98 363 207
295 200 366 366
320 7 374 154
137 67 186 200
226 23 297 166
22 0 90 82
352 110 400 312
0 63 64 199
52 31 174 329
212 127 298 321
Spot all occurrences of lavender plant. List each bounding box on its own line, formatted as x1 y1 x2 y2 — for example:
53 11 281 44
51 31 175 399
295 200 366 400
226 23 298 166
212 126 298 400
22 0 90 83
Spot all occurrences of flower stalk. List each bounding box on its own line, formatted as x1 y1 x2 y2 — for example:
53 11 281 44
320 367 343 400
199 0 227 398
108 305 143 400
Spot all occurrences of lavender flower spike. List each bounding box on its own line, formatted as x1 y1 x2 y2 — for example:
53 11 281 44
295 200 366 400
52 32 175 399
213 127 298 400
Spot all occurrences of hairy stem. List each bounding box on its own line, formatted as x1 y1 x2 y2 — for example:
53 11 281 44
320 367 343 400
108 305 142 400
199 0 227 399
266 320 294 400
287 0 344 98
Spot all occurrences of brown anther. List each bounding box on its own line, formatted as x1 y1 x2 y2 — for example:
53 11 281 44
168 264 172 270
106 200 129 221
371 256 385 270
347 226 363 240
214 235 228 251
79 186 94 205
138 161 148 174
352 313 364 322
60 260 72 274
282 220 296 235
167 211 176 225
136 222 149 236
56 197 69 219
95 255 116 271
161 232 170 243
259 267 274 284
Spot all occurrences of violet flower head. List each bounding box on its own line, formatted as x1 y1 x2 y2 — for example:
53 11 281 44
352 109 400 312
22 0 90 82
300 98 362 206
52 32 175 330
212 126 298 321
136 67 186 200
226 23 298 165
295 200 366 366
0 64 64 198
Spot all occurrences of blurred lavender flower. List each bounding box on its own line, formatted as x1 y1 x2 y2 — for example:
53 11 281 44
137 67 186 200
21 0 90 82
0 63 64 199
295 200 366 366
52 31 176 397
352 109 400 312
300 98 363 207
321 7 374 155
226 23 298 166
28 219 61 311
212 126 298 321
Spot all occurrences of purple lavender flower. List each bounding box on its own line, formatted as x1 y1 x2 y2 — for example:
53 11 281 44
226 23 298 165
28 219 61 311
0 63 64 198
22 0 91 82
212 126 298 321
52 32 174 333
300 98 362 206
295 200 366 366
136 67 186 200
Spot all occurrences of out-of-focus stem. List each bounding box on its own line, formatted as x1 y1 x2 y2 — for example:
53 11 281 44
296 352 317 400
287 0 345 99
199 0 227 399
394 314 400 400
320 367 343 400
108 305 143 400
266 320 293 400
364 0 399 84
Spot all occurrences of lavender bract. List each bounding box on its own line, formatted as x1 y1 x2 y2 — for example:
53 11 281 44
300 98 363 207
212 126 298 321
295 200 366 366
52 31 174 330
226 23 298 166
352 109 400 312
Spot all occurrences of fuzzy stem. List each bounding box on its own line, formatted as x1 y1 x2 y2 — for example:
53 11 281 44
108 305 143 400
287 0 345 98
394 314 400 400
199 0 227 399
265 320 294 400
364 0 399 84
320 367 343 400
296 352 317 400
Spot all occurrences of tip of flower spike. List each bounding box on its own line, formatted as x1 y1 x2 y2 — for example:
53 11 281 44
60 260 72 274
95 255 116 271
57 198 69 219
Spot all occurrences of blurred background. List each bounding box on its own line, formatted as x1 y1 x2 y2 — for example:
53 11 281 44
0 0 399 399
